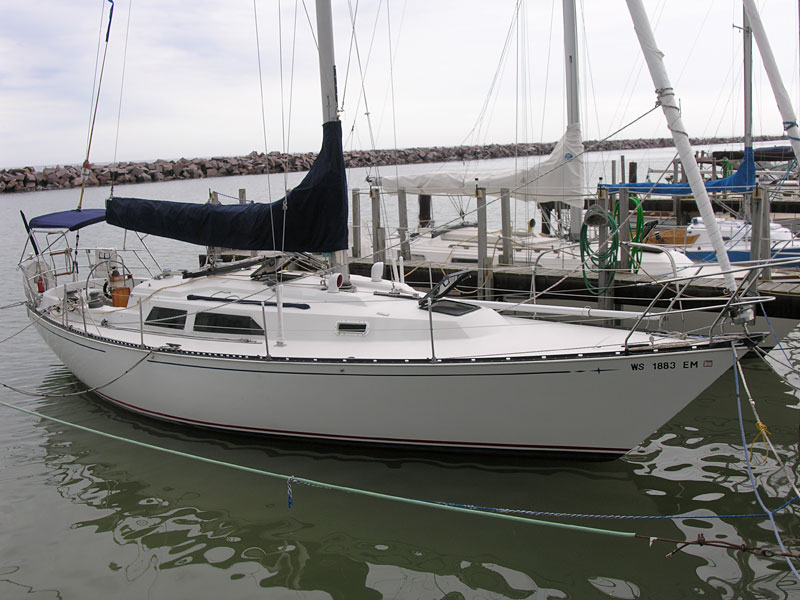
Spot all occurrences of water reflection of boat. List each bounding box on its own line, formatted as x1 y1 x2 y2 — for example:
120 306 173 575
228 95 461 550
29 366 717 599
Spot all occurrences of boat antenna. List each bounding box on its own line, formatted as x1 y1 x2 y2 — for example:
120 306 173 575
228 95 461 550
77 0 115 211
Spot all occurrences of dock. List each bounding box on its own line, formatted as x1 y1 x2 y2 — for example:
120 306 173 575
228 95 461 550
350 260 800 321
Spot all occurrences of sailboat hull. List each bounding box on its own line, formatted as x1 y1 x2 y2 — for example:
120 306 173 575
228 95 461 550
32 309 737 455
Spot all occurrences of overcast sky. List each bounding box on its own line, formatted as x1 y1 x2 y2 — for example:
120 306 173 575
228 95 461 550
2 0 799 169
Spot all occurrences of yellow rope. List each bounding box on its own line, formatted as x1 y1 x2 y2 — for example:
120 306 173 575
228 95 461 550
748 421 772 465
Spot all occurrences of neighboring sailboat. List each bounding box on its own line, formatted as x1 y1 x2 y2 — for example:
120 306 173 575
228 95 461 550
18 0 762 456
379 0 694 279
648 215 800 264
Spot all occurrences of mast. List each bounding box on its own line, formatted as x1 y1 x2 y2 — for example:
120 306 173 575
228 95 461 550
742 0 800 164
316 0 338 124
742 6 753 221
315 0 349 278
625 0 739 297
743 8 753 155
563 0 584 241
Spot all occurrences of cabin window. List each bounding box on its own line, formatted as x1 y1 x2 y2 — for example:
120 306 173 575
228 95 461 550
145 307 187 330
337 322 368 335
194 312 264 336
423 299 480 317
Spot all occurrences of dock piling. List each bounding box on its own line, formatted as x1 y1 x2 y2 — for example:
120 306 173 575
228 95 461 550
351 189 361 258
500 188 513 265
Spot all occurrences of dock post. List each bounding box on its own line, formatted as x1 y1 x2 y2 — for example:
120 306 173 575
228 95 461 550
351 188 361 258
370 187 386 263
620 155 627 184
618 189 631 271
476 187 491 300
761 186 771 280
628 161 637 184
750 186 771 280
597 188 615 312
398 188 411 260
611 160 617 185
418 194 432 228
500 188 513 265
238 188 247 204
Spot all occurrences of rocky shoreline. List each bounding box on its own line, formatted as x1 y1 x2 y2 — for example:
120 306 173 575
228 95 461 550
0 135 782 194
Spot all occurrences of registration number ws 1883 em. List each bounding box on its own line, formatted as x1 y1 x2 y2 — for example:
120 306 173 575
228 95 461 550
630 359 707 371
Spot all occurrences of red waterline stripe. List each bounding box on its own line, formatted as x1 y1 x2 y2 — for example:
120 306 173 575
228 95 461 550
94 390 629 454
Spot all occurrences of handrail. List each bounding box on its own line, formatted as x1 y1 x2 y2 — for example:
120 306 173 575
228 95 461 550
624 241 679 278
622 258 787 350
530 241 583 300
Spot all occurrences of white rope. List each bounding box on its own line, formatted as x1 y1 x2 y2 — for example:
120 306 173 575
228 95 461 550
736 360 800 502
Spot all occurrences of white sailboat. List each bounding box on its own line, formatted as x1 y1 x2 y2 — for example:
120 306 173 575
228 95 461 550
18 0 762 456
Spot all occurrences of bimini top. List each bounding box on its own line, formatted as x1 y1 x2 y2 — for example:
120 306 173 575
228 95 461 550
105 121 349 252
599 147 756 196
28 208 107 231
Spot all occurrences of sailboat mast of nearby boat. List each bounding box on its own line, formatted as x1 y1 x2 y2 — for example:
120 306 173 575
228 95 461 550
625 0 750 321
743 0 800 165
563 0 585 241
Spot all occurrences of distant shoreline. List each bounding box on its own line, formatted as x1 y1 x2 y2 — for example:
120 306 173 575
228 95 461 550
0 135 784 194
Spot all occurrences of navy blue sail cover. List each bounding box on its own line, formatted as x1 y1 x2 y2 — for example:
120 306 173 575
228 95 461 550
599 147 755 196
28 209 107 231
106 121 349 252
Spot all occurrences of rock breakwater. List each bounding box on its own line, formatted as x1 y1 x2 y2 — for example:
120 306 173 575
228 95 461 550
0 135 781 194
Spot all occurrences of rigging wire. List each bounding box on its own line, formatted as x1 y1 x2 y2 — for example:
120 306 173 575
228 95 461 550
278 0 290 193
77 0 115 211
286 1 300 159
342 0 384 161
111 0 134 197
86 0 106 151
384 0 403 248
251 0 277 253
460 4 520 146
340 0 361 112
300 0 319 51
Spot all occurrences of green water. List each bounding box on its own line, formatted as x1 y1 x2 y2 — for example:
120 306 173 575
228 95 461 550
2 169 800 599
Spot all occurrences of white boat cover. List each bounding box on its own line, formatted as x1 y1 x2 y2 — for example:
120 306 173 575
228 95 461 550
381 123 586 207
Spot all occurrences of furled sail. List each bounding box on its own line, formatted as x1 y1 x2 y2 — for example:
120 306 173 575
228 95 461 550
600 147 756 196
381 123 586 207
106 121 348 252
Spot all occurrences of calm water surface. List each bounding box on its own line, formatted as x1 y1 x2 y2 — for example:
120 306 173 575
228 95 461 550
2 150 800 599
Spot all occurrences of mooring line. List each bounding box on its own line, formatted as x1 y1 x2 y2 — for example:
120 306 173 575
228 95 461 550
426 497 798 521
2 395 799 559
1 339 798 561
0 396 635 538
1 349 154 398
732 344 800 581
0 300 25 310
0 310 47 345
